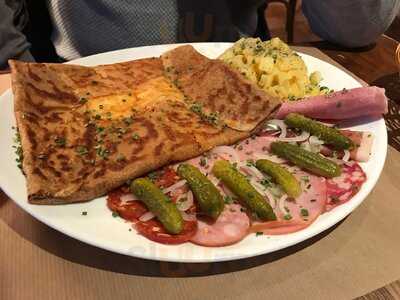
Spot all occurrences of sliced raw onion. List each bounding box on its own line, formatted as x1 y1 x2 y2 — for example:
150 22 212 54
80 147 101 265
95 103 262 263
276 131 310 142
317 120 335 127
304 135 324 153
250 179 267 195
163 179 186 194
181 211 197 221
253 153 287 164
220 183 235 197
177 191 194 211
139 211 155 222
250 179 276 208
208 175 220 186
211 146 240 163
342 150 350 162
263 188 277 209
278 194 288 216
326 156 353 166
120 193 138 204
309 135 324 145
268 119 287 138
300 141 312 152
240 165 264 180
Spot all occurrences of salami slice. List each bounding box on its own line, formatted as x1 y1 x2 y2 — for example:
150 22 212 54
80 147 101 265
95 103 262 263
190 204 250 247
107 169 198 245
135 218 197 245
250 170 327 235
107 188 147 222
326 162 366 211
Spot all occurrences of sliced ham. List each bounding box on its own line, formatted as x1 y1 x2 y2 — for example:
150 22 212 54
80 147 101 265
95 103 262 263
236 136 275 161
342 130 374 162
250 170 327 235
326 162 366 211
275 86 388 120
186 136 276 173
321 130 374 162
190 204 250 247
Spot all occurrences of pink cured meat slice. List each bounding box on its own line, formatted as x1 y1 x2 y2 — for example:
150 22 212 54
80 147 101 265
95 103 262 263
320 130 374 162
250 170 327 235
236 136 275 161
274 86 388 120
190 204 250 247
185 136 276 174
326 162 366 211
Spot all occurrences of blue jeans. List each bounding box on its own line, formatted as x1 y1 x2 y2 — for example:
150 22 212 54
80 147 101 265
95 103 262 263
302 0 400 47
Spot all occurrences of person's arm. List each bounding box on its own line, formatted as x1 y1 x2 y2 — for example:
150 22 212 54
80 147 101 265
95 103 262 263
302 0 400 48
0 0 34 70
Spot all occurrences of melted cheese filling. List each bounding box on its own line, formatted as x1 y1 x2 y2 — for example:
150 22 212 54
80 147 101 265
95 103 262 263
86 76 184 119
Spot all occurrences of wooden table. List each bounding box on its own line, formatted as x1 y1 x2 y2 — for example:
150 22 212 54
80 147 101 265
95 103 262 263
1 36 400 300
320 35 400 300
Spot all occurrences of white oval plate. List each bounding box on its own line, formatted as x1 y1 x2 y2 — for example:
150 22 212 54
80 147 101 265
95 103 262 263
0 43 387 262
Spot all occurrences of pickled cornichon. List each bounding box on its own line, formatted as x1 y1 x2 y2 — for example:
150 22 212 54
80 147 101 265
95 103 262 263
130 178 183 234
255 159 301 198
177 163 224 219
284 113 355 150
271 141 341 178
212 160 276 221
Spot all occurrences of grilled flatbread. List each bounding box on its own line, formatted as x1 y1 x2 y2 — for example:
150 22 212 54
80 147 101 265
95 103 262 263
10 47 279 204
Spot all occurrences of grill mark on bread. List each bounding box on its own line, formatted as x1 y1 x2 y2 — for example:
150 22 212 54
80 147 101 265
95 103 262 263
27 64 41 82
26 128 38 150
26 82 75 103
93 168 106 179
33 168 47 180
45 112 63 123
25 86 71 114
154 142 164 156
56 154 69 160
22 112 39 125
108 161 127 172
83 124 96 160
42 163 62 178
60 161 72 172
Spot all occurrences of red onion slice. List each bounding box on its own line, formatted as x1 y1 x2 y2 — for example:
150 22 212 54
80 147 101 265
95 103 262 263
220 183 235 197
278 194 288 216
250 179 276 208
276 131 310 142
342 150 351 162
139 211 155 222
268 119 287 138
208 175 220 186
253 153 287 164
120 193 138 204
263 188 277 209
181 211 197 221
177 191 194 211
309 135 324 145
162 179 187 194
240 165 264 181
250 179 267 195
